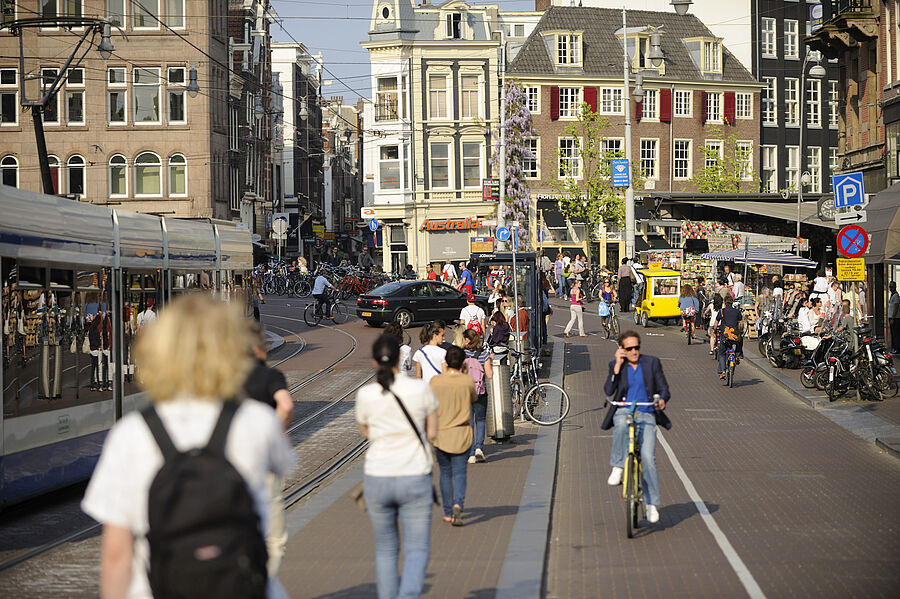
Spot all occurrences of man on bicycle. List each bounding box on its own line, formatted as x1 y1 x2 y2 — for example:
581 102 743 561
716 295 745 379
312 272 334 319
602 330 671 524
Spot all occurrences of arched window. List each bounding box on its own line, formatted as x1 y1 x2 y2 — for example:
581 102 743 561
168 153 186 196
67 155 85 195
0 155 17 188
109 154 127 197
48 155 60 194
134 151 161 196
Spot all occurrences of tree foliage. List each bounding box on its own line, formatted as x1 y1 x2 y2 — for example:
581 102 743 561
488 81 535 248
551 103 642 239
689 125 758 193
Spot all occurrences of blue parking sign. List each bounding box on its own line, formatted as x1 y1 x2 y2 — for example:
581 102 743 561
611 159 630 188
832 172 865 208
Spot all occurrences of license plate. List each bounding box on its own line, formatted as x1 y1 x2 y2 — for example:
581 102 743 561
829 367 834 382
794 349 802 355
361 311 372 317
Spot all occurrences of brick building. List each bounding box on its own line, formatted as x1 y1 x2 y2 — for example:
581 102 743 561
507 6 761 261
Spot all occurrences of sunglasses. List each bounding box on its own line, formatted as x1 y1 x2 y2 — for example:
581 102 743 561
622 345 640 352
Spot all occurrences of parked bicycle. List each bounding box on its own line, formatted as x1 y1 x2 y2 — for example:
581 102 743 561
508 347 570 425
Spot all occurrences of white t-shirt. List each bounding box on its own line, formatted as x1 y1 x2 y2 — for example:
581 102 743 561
732 281 745 298
412 345 446 384
812 276 829 294
442 263 458 281
399 344 415 377
135 309 156 329
797 306 812 334
460 304 486 327
889 292 900 319
355 377 438 477
81 399 296 599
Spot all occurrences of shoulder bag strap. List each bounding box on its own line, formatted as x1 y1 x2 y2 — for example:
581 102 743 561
417 349 442 375
389 390 430 457
141 406 179 462
206 401 239 454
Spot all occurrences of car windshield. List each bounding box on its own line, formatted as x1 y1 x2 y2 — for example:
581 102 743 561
369 282 405 296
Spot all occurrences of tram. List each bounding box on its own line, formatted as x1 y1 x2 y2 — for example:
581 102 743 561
0 185 253 509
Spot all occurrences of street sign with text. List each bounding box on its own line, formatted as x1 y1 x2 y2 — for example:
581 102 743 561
836 258 865 281
833 172 865 208
611 159 630 188
835 209 867 225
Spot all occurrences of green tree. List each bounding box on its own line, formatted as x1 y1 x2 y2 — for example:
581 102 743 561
552 103 643 239
690 125 758 193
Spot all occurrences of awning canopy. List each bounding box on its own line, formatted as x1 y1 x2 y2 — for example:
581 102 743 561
700 248 818 268
864 182 900 263
685 200 838 229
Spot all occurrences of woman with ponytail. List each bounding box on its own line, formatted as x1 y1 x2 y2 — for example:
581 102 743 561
355 334 439 599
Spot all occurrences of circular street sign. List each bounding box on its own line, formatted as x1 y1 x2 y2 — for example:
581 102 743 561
496 226 511 242
272 219 288 235
368 219 379 232
836 224 869 258
315 238 324 249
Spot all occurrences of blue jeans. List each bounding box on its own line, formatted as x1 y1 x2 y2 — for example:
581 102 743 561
435 448 469 517
718 338 738 374
610 410 660 507
556 273 565 297
469 394 487 456
364 474 433 599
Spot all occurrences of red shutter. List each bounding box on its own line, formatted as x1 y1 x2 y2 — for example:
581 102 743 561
700 91 707 124
660 89 672 122
550 86 559 120
724 92 736 124
583 86 597 113
635 100 642 122
50 167 59 194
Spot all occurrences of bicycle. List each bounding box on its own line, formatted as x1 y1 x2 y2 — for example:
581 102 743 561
719 337 738 388
606 396 658 538
508 347 570 425
303 291 348 327
681 308 696 345
599 301 619 340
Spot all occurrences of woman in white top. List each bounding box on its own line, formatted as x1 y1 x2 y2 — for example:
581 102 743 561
81 295 295 599
810 269 830 301
413 321 447 383
706 294 723 355
383 322 415 377
356 335 439 599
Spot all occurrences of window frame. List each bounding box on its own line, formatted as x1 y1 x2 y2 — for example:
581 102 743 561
134 151 163 197
673 139 691 180
639 138 658 180
762 77 777 125
807 146 822 193
558 137 581 180
556 33 582 67
429 141 451 189
0 155 18 187
106 0 126 28
133 66 161 125
761 17 776 58
786 145 799 190
165 0 184 29
784 78 799 126
168 153 186 196
523 137 539 179
600 87 622 115
702 40 721 74
806 78 821 128
761 145 777 192
107 66 128 125
461 141 482 189
641 89 658 121
167 66 186 125
108 153 128 197
65 69 85 127
704 139 723 170
559 86 581 119
706 91 722 123
674 89 692 118
735 92 752 119
41 68 61 126
0 67 18 127
459 73 480 120
133 0 160 30
428 74 449 121
828 79 839 129
525 85 539 114
378 144 401 191
446 12 461 39
784 19 799 60
66 154 85 195
375 76 399 122
735 141 753 181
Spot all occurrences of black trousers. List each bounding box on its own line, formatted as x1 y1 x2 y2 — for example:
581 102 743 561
891 318 900 351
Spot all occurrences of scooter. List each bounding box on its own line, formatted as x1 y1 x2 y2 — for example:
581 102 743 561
800 335 835 388
766 318 804 369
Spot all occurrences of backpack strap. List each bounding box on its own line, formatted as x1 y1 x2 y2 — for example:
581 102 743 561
416 349 442 375
141 406 179 462
389 390 430 458
206 401 239 454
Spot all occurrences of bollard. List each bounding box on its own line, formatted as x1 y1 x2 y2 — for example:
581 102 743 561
486 355 515 441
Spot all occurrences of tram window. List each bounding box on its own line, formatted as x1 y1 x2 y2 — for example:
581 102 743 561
17 265 44 288
234 273 244 287
51 268 74 288
123 269 163 400
76 270 101 290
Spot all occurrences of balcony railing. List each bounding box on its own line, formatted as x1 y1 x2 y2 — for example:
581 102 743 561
375 98 399 122
836 0 873 15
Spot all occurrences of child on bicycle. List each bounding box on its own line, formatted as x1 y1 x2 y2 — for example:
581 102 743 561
602 330 671 524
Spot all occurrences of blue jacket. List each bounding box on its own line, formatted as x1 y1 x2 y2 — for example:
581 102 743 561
601 354 672 430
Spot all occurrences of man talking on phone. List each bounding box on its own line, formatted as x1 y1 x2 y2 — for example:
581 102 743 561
601 330 671 524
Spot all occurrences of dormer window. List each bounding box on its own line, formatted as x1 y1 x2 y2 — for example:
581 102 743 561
702 40 721 73
557 34 581 66
447 13 461 39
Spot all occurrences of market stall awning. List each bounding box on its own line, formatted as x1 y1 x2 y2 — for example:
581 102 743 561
700 248 818 268
864 182 900 263
675 199 838 229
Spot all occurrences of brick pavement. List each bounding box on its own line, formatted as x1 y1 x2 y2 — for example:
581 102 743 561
548 309 900 598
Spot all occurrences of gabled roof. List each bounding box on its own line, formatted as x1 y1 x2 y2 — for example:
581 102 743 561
508 6 755 84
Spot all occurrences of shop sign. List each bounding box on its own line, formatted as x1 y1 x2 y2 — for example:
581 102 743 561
471 237 494 253
836 258 865 282
312 224 325 237
648 262 663 270
323 232 335 240
419 217 483 232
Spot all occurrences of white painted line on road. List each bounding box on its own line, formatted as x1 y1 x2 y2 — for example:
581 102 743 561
657 431 767 599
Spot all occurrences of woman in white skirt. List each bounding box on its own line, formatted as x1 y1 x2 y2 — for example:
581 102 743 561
564 279 586 338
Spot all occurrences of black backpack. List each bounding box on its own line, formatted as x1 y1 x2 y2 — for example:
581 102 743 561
141 402 268 599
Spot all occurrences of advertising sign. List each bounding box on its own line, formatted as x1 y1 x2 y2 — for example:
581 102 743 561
470 237 494 253
810 3 824 32
482 178 500 201
611 159 630 188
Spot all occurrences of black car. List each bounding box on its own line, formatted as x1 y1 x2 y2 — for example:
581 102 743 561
357 280 487 328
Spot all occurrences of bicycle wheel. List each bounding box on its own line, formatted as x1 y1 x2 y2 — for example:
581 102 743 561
875 366 899 398
331 302 349 324
292 280 311 298
728 360 735 388
523 382 570 425
625 453 637 539
303 303 322 327
687 322 692 345
800 365 817 389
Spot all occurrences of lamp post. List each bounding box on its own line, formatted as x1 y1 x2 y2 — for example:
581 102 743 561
796 51 826 254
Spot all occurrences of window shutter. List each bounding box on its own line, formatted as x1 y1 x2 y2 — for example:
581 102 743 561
550 86 559 120
700 91 707 124
584 87 597 113
660 89 672 122
724 92 736 124
635 100 642 122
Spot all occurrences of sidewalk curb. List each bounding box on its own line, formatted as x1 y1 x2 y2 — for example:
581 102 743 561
744 345 900 459
494 340 565 599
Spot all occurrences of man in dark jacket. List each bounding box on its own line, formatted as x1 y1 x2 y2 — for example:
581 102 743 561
602 330 670 524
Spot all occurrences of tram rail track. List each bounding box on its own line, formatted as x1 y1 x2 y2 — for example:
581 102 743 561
0 310 366 575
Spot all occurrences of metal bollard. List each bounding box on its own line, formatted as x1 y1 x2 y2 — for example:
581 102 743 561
486 354 515 441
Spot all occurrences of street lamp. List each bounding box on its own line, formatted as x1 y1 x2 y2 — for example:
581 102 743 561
97 23 115 60
187 64 200 98
796 51 826 254
671 0 693 16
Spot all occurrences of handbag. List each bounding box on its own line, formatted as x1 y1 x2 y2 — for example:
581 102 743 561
82 336 91 354
70 337 77 354
352 390 439 512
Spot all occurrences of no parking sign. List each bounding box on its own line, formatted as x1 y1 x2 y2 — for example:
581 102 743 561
836 224 869 259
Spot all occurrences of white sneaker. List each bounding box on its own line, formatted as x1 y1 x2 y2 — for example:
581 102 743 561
607 467 623 486
467 455 477 464
475 448 486 462
647 505 660 523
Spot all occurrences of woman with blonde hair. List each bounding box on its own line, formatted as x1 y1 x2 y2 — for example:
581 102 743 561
82 294 295 599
